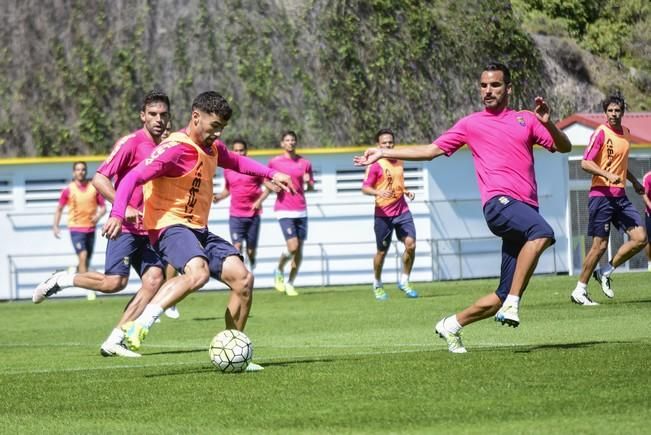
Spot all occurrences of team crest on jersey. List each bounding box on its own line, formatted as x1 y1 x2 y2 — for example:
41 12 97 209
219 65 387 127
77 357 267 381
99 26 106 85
516 116 526 127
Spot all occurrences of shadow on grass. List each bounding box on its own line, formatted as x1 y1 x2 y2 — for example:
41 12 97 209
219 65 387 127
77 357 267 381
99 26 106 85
146 348 205 356
512 340 625 353
191 316 224 321
143 357 337 378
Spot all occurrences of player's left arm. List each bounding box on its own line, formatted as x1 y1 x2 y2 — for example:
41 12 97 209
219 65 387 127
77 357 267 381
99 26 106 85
627 171 645 194
217 143 295 193
533 96 572 153
92 193 107 224
304 161 315 192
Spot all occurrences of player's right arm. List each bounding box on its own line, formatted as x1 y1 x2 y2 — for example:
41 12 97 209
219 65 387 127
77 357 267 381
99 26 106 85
53 188 69 238
355 143 445 166
102 143 183 239
580 130 620 184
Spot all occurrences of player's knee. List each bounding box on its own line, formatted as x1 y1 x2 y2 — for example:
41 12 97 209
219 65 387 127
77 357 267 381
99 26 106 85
232 270 253 300
189 269 210 290
404 238 416 252
103 275 128 293
142 269 164 292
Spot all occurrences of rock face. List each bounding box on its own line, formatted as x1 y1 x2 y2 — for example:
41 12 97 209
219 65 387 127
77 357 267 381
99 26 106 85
0 1 622 157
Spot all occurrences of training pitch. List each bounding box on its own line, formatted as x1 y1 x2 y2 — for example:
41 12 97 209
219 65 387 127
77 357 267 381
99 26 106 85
1 274 650 434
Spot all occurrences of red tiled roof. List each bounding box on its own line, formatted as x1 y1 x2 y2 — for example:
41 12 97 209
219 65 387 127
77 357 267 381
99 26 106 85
557 112 651 144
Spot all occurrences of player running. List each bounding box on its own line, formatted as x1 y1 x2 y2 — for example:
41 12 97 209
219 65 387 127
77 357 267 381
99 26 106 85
361 128 418 300
355 62 572 353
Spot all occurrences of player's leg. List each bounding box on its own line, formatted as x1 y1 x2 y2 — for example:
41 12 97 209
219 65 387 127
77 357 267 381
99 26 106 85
208 234 262 370
395 212 418 297
434 238 519 353
286 218 307 296
245 215 261 270
122 226 210 350
573 196 612 302
32 234 134 303
595 197 646 298
274 218 293 292
162 263 181 319
372 215 392 300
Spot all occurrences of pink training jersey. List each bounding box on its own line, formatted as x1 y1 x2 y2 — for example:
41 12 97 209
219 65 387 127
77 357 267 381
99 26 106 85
223 169 264 218
58 182 105 232
97 128 158 235
111 137 277 242
434 108 556 207
643 171 651 216
268 154 314 217
362 162 409 217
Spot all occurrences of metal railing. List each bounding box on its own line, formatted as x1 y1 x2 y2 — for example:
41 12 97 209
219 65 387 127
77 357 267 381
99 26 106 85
7 236 560 301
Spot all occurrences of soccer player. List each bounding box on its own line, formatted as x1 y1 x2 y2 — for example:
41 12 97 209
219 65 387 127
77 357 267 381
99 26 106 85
33 90 171 358
642 171 651 265
53 161 106 276
570 95 647 305
257 131 314 296
102 91 293 371
213 138 277 270
355 62 572 353
361 128 418 300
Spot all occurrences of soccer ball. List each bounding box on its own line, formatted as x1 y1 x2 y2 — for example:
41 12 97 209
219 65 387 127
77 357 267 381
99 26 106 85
209 329 253 373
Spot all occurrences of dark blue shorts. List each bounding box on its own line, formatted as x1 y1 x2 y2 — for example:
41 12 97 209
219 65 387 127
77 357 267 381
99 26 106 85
645 214 651 238
278 217 308 241
104 232 165 277
483 195 555 302
229 215 261 248
70 231 95 256
587 196 643 238
156 225 241 281
374 211 416 251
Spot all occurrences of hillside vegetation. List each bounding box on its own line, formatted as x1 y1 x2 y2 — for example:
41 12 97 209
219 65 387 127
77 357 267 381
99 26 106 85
0 0 648 157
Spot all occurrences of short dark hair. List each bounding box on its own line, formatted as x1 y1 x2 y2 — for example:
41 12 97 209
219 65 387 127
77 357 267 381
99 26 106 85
375 128 394 143
280 130 297 142
192 92 233 121
72 161 87 170
602 94 626 113
484 62 511 84
231 138 248 149
141 89 170 112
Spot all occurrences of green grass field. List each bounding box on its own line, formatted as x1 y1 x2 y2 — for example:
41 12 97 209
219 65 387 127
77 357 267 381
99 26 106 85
1 273 650 434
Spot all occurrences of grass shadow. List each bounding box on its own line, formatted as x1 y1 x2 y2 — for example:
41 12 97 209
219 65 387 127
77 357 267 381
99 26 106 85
146 348 205 356
512 340 627 353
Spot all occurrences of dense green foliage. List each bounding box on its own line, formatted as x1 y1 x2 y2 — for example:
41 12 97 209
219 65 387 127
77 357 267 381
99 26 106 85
512 0 651 109
0 0 648 157
2 275 651 433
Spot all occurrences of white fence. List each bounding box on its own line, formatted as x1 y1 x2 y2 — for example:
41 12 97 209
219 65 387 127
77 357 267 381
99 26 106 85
0 147 570 300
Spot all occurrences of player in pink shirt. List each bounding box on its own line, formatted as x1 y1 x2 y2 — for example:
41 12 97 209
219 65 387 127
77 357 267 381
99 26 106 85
571 95 646 305
101 92 293 368
355 62 572 353
53 161 106 275
642 171 651 265
362 128 418 300
34 90 171 358
257 131 314 296
213 139 277 270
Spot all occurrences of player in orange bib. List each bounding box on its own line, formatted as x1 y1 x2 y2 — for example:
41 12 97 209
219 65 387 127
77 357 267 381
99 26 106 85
102 92 294 370
361 129 418 300
571 95 647 305
53 161 106 275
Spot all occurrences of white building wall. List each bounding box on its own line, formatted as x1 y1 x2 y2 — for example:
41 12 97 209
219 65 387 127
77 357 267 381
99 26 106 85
0 148 569 301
